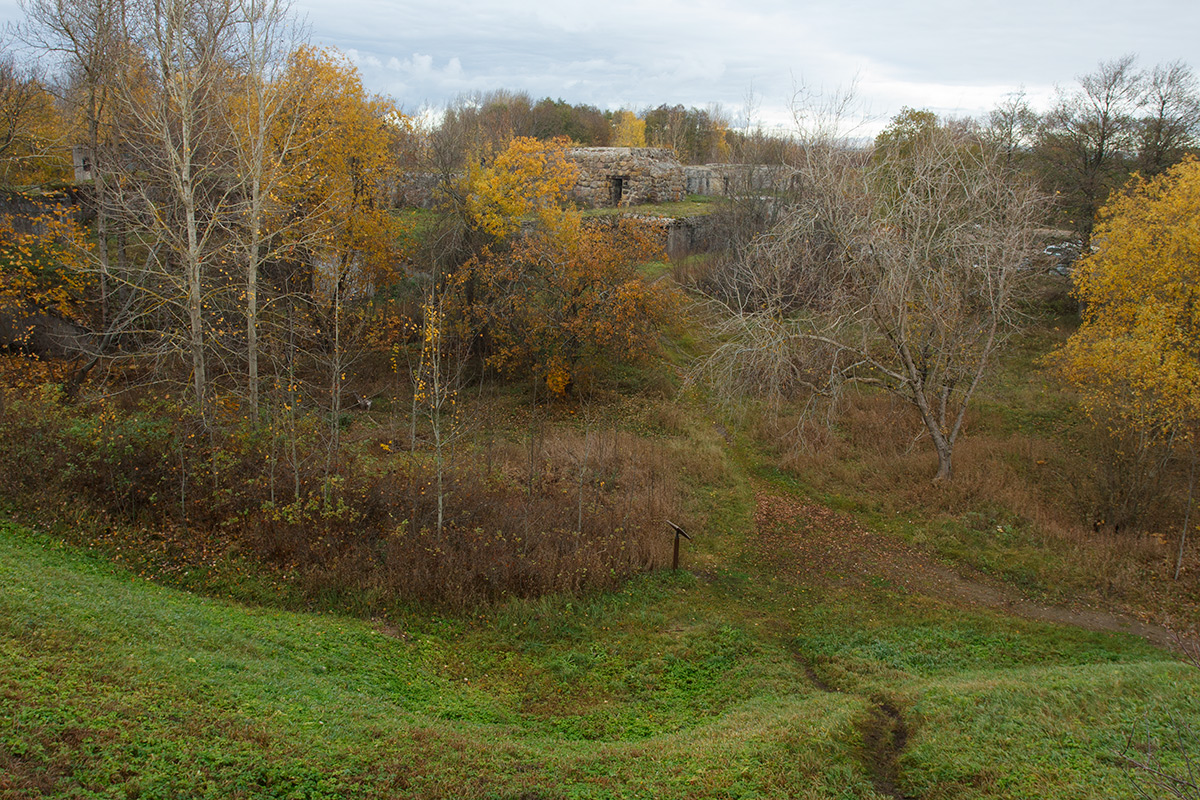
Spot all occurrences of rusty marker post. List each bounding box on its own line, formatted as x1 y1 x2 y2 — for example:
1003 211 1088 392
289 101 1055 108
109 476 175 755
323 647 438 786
667 520 691 570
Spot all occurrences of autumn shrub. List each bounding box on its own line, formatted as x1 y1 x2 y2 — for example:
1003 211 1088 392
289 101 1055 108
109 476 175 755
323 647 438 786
0 381 73 502
0 381 678 610
0 205 92 330
59 400 180 519
244 425 678 609
0 387 324 527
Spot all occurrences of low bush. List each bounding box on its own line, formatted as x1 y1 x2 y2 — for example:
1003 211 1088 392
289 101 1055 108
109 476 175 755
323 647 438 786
0 384 677 610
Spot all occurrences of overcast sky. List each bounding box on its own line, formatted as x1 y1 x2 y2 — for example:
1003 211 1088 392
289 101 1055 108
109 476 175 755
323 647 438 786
5 0 1199 135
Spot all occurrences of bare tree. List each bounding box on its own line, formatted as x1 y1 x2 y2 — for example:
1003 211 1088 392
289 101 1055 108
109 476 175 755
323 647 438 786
20 0 125 325
224 0 305 416
98 0 249 424
1137 60 1200 177
701 106 1043 482
411 285 471 536
986 88 1038 172
1035 55 1143 248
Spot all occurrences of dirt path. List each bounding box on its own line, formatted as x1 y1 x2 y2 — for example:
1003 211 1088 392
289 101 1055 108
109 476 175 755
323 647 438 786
752 491 1178 649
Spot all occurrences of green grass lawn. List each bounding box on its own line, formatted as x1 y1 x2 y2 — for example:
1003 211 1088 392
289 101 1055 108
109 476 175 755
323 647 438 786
582 195 720 219
4 489 1196 799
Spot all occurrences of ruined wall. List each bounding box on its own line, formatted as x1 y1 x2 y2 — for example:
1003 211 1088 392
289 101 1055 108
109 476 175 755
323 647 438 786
380 149 794 210
391 172 443 209
684 164 794 197
567 147 686 208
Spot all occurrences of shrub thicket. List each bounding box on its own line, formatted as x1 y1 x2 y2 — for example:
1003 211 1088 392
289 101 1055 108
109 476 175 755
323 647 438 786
0 382 675 609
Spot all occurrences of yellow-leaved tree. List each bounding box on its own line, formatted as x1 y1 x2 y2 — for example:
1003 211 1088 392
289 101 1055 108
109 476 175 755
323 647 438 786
454 134 677 395
0 62 69 186
610 110 646 148
274 47 405 290
271 46 408 481
464 135 578 239
1053 157 1200 569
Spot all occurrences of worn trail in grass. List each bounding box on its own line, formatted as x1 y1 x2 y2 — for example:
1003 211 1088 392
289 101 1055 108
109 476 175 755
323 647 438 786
751 490 1175 648
3 475 1198 800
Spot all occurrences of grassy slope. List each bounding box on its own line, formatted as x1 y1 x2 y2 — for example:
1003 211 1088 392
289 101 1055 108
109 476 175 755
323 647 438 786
4 470 1197 800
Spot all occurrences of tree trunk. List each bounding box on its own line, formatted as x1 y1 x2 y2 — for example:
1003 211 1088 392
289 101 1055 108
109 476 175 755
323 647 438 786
247 175 261 416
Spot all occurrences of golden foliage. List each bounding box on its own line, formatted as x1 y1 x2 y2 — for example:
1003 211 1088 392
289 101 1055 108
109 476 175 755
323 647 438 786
0 207 92 325
0 72 70 186
273 47 407 291
1053 157 1200 436
463 135 579 239
610 110 646 148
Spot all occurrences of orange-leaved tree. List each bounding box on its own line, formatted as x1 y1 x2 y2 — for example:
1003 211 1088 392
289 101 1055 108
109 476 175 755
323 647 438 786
270 46 408 478
1052 157 1200 558
469 217 679 395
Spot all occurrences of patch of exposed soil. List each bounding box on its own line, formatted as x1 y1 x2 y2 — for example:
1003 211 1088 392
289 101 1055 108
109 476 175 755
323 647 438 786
752 491 1178 648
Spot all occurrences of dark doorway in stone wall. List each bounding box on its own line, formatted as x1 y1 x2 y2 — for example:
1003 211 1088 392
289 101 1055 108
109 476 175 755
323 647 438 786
610 176 625 206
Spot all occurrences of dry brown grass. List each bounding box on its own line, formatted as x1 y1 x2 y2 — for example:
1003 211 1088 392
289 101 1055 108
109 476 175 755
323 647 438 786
766 390 1200 627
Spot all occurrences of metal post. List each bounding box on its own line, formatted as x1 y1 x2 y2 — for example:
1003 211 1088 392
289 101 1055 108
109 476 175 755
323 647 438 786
667 520 691 570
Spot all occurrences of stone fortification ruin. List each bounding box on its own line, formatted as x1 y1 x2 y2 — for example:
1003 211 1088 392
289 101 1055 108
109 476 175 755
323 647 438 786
566 147 794 208
683 163 794 197
566 147 686 207
387 148 798 211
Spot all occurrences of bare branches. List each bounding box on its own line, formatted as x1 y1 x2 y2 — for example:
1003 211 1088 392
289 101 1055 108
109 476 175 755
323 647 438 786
1139 61 1200 176
698 105 1044 481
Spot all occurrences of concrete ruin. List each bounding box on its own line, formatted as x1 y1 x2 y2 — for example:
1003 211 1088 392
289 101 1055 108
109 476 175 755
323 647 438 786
683 163 794 197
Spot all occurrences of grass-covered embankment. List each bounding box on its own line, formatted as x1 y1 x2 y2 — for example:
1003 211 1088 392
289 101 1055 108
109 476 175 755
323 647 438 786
4 486 1196 800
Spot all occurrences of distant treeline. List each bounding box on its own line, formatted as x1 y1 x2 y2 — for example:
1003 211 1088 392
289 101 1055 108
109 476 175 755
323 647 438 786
431 89 789 166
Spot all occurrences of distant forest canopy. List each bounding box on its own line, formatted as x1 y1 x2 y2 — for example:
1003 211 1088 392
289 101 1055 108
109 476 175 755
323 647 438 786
2 6 1196 221
433 90 741 165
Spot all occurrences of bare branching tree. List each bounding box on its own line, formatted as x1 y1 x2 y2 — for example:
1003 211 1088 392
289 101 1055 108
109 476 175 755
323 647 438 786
1036 55 1144 248
986 88 1038 173
224 0 305 416
1137 60 1200 177
701 99 1043 481
100 0 247 424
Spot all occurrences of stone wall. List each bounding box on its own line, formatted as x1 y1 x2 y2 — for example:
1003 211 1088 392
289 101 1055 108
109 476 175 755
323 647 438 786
391 171 443 209
372 149 796 210
684 164 794 197
567 147 686 208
